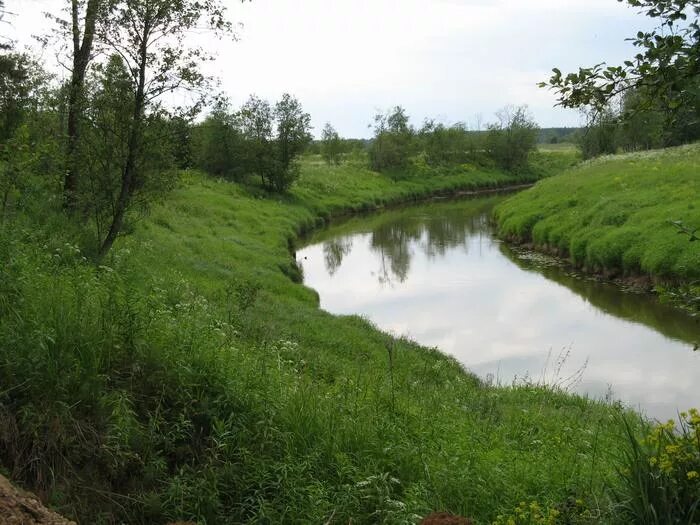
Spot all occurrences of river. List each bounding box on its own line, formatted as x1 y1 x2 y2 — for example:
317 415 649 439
297 194 700 422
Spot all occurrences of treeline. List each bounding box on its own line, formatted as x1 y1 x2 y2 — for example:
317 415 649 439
189 103 541 181
538 127 580 144
191 95 312 191
363 105 539 174
578 86 700 159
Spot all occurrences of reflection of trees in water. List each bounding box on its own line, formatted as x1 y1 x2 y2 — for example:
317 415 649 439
422 213 490 259
500 244 700 346
371 222 421 284
323 236 353 276
318 199 499 285
370 208 493 284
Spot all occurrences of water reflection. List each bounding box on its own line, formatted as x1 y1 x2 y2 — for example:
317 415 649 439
502 246 700 346
317 198 498 285
299 196 700 421
323 237 353 276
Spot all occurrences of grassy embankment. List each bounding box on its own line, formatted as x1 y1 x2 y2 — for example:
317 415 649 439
1 153 637 524
495 144 700 309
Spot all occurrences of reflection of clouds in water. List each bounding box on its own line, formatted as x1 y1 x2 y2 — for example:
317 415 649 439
298 199 700 422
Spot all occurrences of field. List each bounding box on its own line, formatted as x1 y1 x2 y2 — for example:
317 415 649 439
495 144 700 287
0 155 645 524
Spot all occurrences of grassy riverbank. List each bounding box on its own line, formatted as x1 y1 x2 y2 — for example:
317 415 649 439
495 144 700 289
1 157 637 524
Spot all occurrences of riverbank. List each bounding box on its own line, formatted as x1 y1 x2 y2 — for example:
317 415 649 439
1 156 637 524
494 144 700 311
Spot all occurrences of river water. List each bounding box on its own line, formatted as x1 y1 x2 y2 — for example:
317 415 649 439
298 195 700 422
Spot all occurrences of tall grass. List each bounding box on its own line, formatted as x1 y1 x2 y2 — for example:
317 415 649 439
613 412 700 523
495 144 700 285
0 157 645 523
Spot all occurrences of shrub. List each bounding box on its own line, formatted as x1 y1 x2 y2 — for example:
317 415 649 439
486 106 539 172
614 411 700 523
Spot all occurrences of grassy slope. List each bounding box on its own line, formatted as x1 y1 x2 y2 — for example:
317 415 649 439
495 144 700 282
2 156 629 524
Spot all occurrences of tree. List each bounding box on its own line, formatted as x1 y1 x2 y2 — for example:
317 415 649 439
239 94 275 187
578 107 620 159
192 100 246 180
0 52 41 142
63 0 104 211
541 0 699 137
485 105 539 172
369 106 415 172
80 55 177 251
420 120 473 166
95 0 235 259
270 93 312 191
0 51 47 222
321 122 342 165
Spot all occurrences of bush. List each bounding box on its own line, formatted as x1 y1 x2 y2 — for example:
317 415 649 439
486 106 538 172
615 411 700 523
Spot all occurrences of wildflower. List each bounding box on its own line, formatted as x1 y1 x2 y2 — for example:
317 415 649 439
688 471 699 480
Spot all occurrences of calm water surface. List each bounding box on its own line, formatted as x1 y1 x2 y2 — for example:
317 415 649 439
298 195 700 421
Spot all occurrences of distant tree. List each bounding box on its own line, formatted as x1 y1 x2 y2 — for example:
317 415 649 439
239 94 275 187
485 106 539 172
578 107 620 159
271 93 312 191
0 53 50 223
193 100 246 180
420 120 472 166
321 122 342 165
168 115 193 170
369 106 415 172
0 52 41 142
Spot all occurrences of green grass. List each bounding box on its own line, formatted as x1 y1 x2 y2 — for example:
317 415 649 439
537 142 579 153
495 144 700 285
0 157 640 524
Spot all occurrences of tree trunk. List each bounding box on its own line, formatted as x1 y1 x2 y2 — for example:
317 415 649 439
64 0 100 212
98 18 149 260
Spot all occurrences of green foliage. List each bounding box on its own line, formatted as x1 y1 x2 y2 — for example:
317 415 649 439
321 122 342 165
193 94 311 192
0 159 631 523
495 144 700 285
578 108 619 160
541 0 700 154
192 100 247 180
614 411 700 523
486 106 539 172
77 55 178 256
419 120 479 166
272 93 312 191
369 106 417 172
492 499 594 525
0 51 43 142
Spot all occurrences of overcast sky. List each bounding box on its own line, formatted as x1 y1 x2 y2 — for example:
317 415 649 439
4 0 655 138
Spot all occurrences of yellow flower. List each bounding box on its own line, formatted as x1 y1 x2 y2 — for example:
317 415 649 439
665 444 681 455
688 471 699 480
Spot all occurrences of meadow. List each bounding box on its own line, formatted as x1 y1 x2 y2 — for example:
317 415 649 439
0 154 648 524
495 144 700 309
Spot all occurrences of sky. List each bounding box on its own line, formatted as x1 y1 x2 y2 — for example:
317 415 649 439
3 0 657 138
